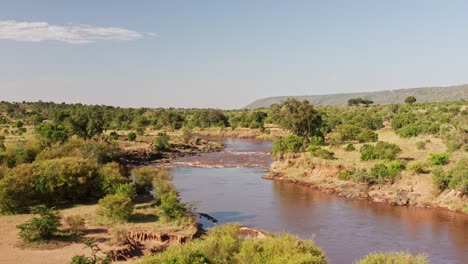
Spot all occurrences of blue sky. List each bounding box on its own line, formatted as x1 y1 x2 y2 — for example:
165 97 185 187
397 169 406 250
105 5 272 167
1 1 467 109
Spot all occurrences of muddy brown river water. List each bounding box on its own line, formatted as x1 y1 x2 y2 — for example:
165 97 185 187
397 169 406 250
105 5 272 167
163 138 467 264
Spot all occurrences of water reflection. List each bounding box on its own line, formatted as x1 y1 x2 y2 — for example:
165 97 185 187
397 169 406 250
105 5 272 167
168 138 467 264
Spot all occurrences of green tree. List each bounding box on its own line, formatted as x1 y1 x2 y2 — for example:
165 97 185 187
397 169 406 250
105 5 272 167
405 96 417 105
269 99 322 139
17 205 61 242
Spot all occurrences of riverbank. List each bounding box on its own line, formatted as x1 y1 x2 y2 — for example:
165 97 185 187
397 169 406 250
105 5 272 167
263 153 467 214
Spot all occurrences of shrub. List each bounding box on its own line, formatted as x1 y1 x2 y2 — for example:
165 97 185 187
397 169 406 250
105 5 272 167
65 214 86 236
344 143 355 151
153 179 187 221
109 131 119 140
309 136 324 146
109 226 129 246
97 162 128 196
114 184 137 200
428 153 450 165
308 146 335 160
360 142 401 161
397 125 421 138
131 167 158 194
369 161 405 184
415 141 426 150
356 251 428 264
153 133 171 151
272 135 304 156
356 129 378 143
181 127 193 144
338 170 353 180
127 132 137 141
71 239 113 264
447 158 468 194
406 161 428 174
17 205 61 242
141 224 328 264
97 194 133 222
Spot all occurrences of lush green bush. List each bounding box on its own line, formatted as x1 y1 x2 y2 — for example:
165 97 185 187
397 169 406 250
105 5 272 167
153 133 171 151
17 205 61 242
356 129 378 143
360 142 401 161
131 167 158 194
433 159 468 194
141 224 328 264
428 153 450 165
338 170 353 180
356 251 428 264
97 194 133 222
369 161 405 184
308 146 335 160
153 177 187 221
127 132 137 141
272 135 304 156
35 123 69 146
97 162 128 196
309 136 324 146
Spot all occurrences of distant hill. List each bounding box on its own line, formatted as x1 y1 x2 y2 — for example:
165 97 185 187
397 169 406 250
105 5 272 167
243 84 468 109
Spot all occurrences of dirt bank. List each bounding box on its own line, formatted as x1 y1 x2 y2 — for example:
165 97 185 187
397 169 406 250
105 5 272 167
264 154 467 214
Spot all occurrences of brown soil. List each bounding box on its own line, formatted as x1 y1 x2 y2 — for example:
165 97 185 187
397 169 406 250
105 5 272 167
264 154 467 214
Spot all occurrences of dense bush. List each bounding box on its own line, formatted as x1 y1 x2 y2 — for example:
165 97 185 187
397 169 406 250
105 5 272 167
127 132 137 141
131 167 158 194
432 159 467 194
356 251 428 264
309 136 324 146
360 142 401 161
308 146 335 160
428 153 450 165
153 177 187 221
356 129 378 143
97 194 133 222
369 161 405 184
338 169 353 180
17 205 61 242
35 123 69 146
141 224 328 264
272 135 304 156
97 162 128 196
153 133 171 151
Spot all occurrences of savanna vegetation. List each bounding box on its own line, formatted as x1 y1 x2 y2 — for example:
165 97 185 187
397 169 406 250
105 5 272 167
0 98 465 263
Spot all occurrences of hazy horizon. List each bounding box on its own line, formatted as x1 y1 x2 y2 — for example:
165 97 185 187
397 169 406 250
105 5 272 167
2 1 468 109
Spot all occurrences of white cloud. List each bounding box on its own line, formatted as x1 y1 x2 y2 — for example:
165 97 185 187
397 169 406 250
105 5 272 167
0 20 143 44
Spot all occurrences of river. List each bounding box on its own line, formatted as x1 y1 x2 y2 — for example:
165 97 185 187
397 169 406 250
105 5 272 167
167 138 467 264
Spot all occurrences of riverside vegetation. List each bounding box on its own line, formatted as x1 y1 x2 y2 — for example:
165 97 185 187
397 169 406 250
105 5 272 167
0 99 464 263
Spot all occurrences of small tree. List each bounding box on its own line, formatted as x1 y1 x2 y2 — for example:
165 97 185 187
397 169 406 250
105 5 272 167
181 127 193 144
405 96 417 105
97 194 133 222
17 205 61 242
153 133 171 151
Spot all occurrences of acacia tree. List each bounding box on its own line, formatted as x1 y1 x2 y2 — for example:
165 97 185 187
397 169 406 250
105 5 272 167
269 99 322 139
405 96 416 105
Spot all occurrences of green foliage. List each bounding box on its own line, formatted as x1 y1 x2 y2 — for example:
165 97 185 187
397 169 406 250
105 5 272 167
142 224 328 264
65 214 86 236
97 162 128 196
360 142 401 161
406 161 428 174
272 135 304 156
309 136 324 146
269 99 323 138
415 141 426 150
428 153 450 165
127 132 137 141
35 123 69 145
0 141 40 168
131 167 159 194
308 146 335 160
344 143 355 151
153 175 187 221
338 169 353 180
369 161 405 184
433 159 468 194
97 194 133 222
348 98 373 106
109 131 119 140
356 251 428 264
153 133 171 151
405 96 417 105
17 205 61 242
356 129 378 143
